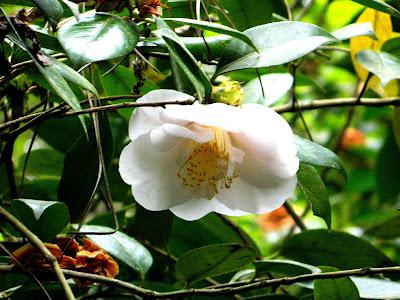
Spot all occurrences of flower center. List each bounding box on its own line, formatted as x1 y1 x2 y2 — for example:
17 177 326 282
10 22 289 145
177 127 237 199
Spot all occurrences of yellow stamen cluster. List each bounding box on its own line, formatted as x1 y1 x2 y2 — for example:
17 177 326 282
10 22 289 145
177 128 237 199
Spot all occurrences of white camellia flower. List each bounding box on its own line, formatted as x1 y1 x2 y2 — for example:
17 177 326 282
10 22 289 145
119 89 299 221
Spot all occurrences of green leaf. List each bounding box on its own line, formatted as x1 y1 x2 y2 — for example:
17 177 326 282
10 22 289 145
32 0 64 25
356 50 400 87
332 22 376 41
10 199 69 241
155 18 212 100
139 35 232 62
365 216 400 239
294 135 345 176
314 266 360 300
382 37 400 57
280 229 393 269
46 56 99 97
80 225 153 276
352 0 400 17
60 0 80 21
57 114 112 221
242 73 293 106
254 259 320 277
215 21 338 77
163 18 258 52
170 214 259 257
376 127 400 204
214 0 273 31
58 11 139 66
175 243 256 284
297 163 331 229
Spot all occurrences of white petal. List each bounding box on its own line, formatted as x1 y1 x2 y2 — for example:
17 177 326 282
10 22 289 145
161 102 243 132
215 176 297 214
231 104 299 187
149 123 212 152
170 198 247 221
119 134 191 210
129 90 194 141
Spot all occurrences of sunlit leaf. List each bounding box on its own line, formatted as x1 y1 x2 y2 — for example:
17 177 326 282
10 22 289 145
216 21 337 76
294 135 345 176
10 199 69 242
332 22 376 41
356 50 400 87
32 0 63 25
58 11 139 66
350 8 393 92
243 73 293 106
80 225 153 275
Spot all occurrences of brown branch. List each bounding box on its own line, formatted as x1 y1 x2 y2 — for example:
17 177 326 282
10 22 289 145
0 98 194 136
1 96 400 138
274 97 400 113
1 264 400 299
0 206 76 300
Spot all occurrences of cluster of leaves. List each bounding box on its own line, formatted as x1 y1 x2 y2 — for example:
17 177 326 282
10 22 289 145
1 0 400 299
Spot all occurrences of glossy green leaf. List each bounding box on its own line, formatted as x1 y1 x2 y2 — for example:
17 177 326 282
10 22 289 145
10 199 69 241
139 35 232 62
155 18 212 100
215 21 337 76
175 243 256 284
32 0 64 25
60 0 80 21
294 135 345 176
46 56 99 97
376 127 400 204
254 259 320 277
163 18 258 52
79 225 153 275
57 115 112 221
243 73 293 106
382 37 400 57
365 216 400 239
280 229 393 269
332 22 376 41
170 214 259 257
58 11 139 66
352 0 400 17
297 163 331 229
314 266 360 300
214 0 273 31
356 50 400 87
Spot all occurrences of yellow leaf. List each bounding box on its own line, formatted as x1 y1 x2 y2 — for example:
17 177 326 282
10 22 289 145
350 8 393 89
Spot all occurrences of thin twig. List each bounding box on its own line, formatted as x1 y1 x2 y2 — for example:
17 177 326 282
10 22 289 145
1 264 400 299
283 202 306 230
0 206 76 300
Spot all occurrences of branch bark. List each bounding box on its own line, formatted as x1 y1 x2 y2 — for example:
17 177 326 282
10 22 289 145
1 264 400 299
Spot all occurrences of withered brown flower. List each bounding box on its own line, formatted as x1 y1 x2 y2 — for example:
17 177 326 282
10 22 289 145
11 237 119 286
138 0 163 17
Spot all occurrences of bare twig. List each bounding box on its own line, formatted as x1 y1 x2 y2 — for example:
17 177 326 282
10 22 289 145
1 264 400 299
